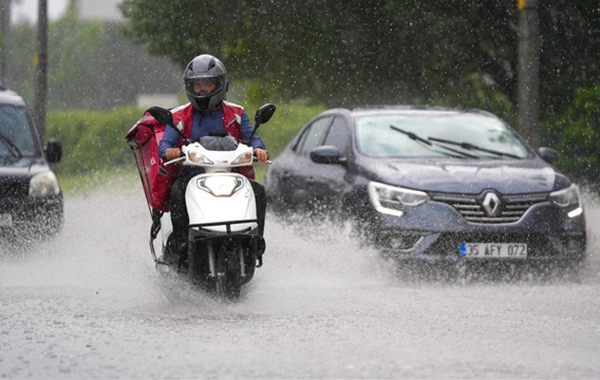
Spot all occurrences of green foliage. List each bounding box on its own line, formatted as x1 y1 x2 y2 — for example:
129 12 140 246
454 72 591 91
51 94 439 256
542 84 600 181
429 74 517 126
9 15 107 108
7 10 180 111
46 13 107 109
16 0 598 185
254 102 326 159
42 97 600 190
46 107 144 175
58 166 138 196
120 0 600 183
8 23 36 102
44 103 323 182
121 0 600 117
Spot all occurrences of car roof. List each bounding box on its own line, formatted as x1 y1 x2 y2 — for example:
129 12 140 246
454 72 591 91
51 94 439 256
0 85 27 107
354 105 495 117
321 105 497 119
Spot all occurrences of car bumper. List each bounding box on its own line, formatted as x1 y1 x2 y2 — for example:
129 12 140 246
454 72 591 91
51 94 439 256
0 195 64 236
367 201 587 264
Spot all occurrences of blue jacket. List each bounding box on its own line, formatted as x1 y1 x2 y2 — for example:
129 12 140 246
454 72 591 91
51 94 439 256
158 106 266 159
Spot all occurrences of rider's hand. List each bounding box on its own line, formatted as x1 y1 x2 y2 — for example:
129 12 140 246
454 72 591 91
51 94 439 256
164 148 182 161
254 148 269 163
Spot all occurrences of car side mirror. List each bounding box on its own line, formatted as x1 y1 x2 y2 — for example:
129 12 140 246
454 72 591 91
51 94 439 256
45 138 62 164
147 106 174 127
310 145 346 165
538 147 559 164
255 103 276 126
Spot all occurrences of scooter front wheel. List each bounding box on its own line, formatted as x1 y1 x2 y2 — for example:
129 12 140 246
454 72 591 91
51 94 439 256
214 242 242 301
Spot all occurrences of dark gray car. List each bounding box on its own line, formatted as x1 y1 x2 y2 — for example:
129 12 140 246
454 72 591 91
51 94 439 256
0 86 63 242
265 106 587 266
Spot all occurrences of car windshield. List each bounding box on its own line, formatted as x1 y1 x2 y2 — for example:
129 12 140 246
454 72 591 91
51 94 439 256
0 105 35 158
355 112 530 159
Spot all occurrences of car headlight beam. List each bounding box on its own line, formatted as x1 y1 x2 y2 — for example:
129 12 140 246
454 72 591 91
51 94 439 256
368 181 429 217
549 184 583 218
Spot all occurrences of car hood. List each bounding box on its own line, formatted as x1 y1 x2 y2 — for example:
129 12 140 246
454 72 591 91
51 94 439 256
0 156 49 178
368 158 563 194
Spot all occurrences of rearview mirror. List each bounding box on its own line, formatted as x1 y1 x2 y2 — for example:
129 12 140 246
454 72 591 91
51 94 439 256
255 103 276 126
310 145 346 165
147 106 174 127
538 147 559 164
45 138 62 164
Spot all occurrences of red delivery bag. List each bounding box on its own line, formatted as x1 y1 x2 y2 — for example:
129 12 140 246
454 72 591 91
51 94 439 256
125 112 182 212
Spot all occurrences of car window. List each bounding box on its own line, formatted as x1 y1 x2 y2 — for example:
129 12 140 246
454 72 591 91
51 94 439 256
0 105 35 156
355 113 530 158
323 117 350 153
297 116 332 156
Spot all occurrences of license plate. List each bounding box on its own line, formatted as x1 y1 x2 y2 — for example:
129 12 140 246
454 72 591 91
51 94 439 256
0 213 13 227
460 243 527 259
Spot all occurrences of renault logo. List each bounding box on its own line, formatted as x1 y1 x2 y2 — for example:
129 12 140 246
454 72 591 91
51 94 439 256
482 192 502 217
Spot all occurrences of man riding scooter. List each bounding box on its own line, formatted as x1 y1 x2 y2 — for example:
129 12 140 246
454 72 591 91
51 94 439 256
158 54 269 263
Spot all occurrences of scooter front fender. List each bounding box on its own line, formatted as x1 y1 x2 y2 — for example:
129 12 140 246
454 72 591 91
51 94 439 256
185 173 258 233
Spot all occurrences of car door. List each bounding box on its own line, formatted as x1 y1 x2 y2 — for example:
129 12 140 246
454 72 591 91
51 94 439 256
305 116 352 214
276 116 333 212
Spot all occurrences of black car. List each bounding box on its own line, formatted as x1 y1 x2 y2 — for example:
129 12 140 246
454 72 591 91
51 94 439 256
0 86 63 242
265 106 587 266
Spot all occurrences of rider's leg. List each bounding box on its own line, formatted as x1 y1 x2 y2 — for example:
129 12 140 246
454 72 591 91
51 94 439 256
169 171 194 256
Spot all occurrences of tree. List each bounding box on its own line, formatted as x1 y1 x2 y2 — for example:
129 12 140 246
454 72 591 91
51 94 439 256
8 3 181 111
120 0 600 115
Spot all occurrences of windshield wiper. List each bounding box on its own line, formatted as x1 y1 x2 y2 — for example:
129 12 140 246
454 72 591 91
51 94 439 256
427 136 521 159
389 125 478 158
0 133 22 159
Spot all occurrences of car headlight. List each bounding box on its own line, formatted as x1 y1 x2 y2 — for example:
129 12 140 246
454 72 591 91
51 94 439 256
231 151 253 166
368 181 429 217
549 184 583 218
196 175 244 197
29 171 60 197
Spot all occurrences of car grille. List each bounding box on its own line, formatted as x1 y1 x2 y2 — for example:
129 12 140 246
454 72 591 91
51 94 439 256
431 192 548 224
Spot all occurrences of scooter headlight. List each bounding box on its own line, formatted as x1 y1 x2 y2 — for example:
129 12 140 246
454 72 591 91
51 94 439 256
231 151 253 165
196 175 244 197
549 184 583 218
368 181 429 217
188 151 214 165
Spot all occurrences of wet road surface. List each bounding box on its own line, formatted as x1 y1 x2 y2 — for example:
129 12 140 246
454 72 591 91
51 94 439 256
1 175 599 379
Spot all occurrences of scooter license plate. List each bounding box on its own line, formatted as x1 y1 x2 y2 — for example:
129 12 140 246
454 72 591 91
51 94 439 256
460 243 527 259
0 213 13 227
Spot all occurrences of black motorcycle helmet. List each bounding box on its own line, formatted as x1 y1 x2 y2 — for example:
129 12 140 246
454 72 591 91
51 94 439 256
183 54 228 112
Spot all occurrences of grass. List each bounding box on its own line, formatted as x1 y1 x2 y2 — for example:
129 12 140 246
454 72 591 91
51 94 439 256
256 101 326 158
54 101 325 197
58 166 140 197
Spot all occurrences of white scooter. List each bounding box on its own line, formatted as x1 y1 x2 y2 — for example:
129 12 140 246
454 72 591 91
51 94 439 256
147 104 275 300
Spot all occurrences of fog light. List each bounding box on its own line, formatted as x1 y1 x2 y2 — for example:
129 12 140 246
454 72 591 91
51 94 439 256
386 233 424 250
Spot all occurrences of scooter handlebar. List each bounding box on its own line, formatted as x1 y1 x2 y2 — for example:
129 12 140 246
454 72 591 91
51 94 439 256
253 156 272 165
163 156 186 166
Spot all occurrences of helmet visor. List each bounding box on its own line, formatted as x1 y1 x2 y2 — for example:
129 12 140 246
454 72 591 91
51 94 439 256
185 76 225 98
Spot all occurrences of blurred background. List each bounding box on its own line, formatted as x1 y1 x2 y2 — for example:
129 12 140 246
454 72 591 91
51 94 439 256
0 0 598 188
